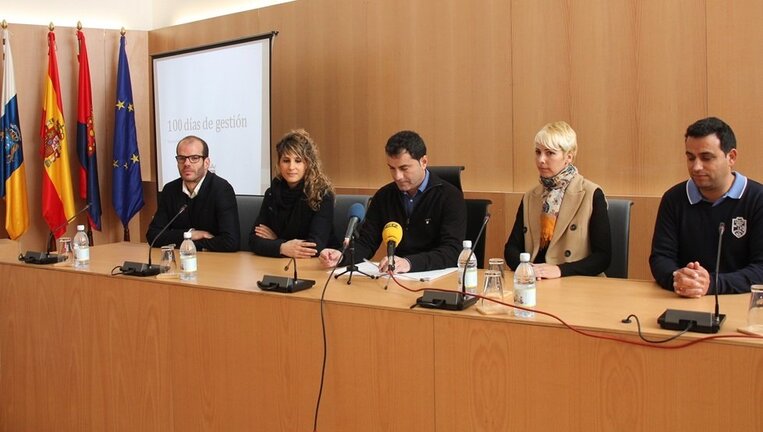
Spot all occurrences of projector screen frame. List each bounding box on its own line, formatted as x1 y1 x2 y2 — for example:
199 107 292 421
151 31 276 197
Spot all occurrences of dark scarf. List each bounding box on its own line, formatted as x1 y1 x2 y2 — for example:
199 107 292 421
271 178 308 237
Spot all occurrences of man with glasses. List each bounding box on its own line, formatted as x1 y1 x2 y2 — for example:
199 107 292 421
146 135 240 251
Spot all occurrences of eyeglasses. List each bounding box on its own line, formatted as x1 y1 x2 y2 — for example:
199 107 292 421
175 155 205 164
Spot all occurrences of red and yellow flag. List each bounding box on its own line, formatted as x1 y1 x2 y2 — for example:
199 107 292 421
40 30 75 238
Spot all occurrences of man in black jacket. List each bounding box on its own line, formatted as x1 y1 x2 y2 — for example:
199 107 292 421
319 130 466 273
146 135 240 252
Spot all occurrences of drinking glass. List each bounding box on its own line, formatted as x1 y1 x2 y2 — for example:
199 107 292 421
745 285 763 334
477 270 507 315
160 244 177 274
58 237 73 266
488 258 507 296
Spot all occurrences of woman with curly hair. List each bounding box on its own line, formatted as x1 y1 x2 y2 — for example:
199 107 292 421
249 129 336 258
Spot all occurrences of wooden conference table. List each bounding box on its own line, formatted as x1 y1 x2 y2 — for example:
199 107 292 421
0 240 760 432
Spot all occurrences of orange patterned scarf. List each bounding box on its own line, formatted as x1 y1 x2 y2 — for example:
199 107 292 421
539 164 577 249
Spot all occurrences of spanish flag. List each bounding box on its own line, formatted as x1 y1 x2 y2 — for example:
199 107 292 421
1 28 29 239
40 30 75 238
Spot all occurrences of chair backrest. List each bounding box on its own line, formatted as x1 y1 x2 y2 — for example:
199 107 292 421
236 195 264 252
465 199 492 268
605 199 633 278
428 166 464 191
334 194 372 245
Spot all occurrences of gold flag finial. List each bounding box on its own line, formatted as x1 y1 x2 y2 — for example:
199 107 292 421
49 22 55 31
120 27 126 36
77 21 82 30
1 20 8 30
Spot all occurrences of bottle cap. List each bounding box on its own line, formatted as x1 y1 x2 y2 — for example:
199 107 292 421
77 224 85 231
462 240 472 248
184 231 192 239
519 252 531 263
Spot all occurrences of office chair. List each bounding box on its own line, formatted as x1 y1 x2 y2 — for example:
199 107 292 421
236 195 265 251
604 199 633 278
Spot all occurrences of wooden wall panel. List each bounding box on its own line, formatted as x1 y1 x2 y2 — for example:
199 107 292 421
0 24 149 250
568 0 639 195
707 0 763 177
634 0 707 194
511 0 573 191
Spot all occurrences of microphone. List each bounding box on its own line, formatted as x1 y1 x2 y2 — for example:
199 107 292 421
257 256 316 293
382 221 403 272
658 221 726 333
19 204 91 265
416 213 491 311
120 204 188 277
342 203 366 248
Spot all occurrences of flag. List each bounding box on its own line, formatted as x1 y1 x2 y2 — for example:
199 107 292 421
112 34 144 230
1 28 29 239
76 29 102 231
40 30 75 239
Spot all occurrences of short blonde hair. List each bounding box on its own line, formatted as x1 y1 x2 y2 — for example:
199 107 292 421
534 121 577 159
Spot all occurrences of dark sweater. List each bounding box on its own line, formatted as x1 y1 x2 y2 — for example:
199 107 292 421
146 172 240 252
504 188 611 276
345 172 466 272
249 178 336 257
649 178 763 294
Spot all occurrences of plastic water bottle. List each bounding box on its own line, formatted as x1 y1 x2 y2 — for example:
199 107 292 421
457 240 478 295
72 224 90 269
179 231 197 281
513 252 536 318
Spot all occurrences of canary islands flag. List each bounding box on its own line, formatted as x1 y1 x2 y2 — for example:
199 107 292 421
1 28 29 239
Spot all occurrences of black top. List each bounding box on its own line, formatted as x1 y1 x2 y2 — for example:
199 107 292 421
504 188 610 276
248 178 336 257
146 172 240 252
649 178 763 294
345 172 466 272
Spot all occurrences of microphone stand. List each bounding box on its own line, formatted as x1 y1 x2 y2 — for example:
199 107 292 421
414 214 490 311
334 233 377 285
657 222 726 333
19 204 91 264
257 256 316 293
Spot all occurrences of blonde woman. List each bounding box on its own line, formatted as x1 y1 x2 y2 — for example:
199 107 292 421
250 129 336 258
504 121 611 278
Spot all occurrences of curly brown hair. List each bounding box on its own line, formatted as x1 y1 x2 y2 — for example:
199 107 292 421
275 129 334 211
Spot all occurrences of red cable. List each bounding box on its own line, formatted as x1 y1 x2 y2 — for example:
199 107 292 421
388 273 763 349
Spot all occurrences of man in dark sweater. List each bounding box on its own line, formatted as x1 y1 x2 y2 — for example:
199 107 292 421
650 117 763 295
146 136 240 252
319 130 466 273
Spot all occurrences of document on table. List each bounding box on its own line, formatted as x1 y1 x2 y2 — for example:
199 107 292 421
335 260 458 282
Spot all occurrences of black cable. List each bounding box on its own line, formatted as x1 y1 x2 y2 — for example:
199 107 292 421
312 249 346 432
620 314 693 343
110 265 128 276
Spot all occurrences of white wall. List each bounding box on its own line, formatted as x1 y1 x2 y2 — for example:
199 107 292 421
3 0 294 30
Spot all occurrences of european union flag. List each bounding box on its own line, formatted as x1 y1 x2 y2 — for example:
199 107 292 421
112 34 144 231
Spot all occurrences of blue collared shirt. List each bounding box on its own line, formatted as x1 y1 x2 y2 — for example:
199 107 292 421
402 169 430 216
686 172 747 207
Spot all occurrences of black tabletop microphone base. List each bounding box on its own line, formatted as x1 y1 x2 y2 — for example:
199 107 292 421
415 290 478 311
257 275 315 293
121 261 161 277
657 309 725 334
19 251 61 265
